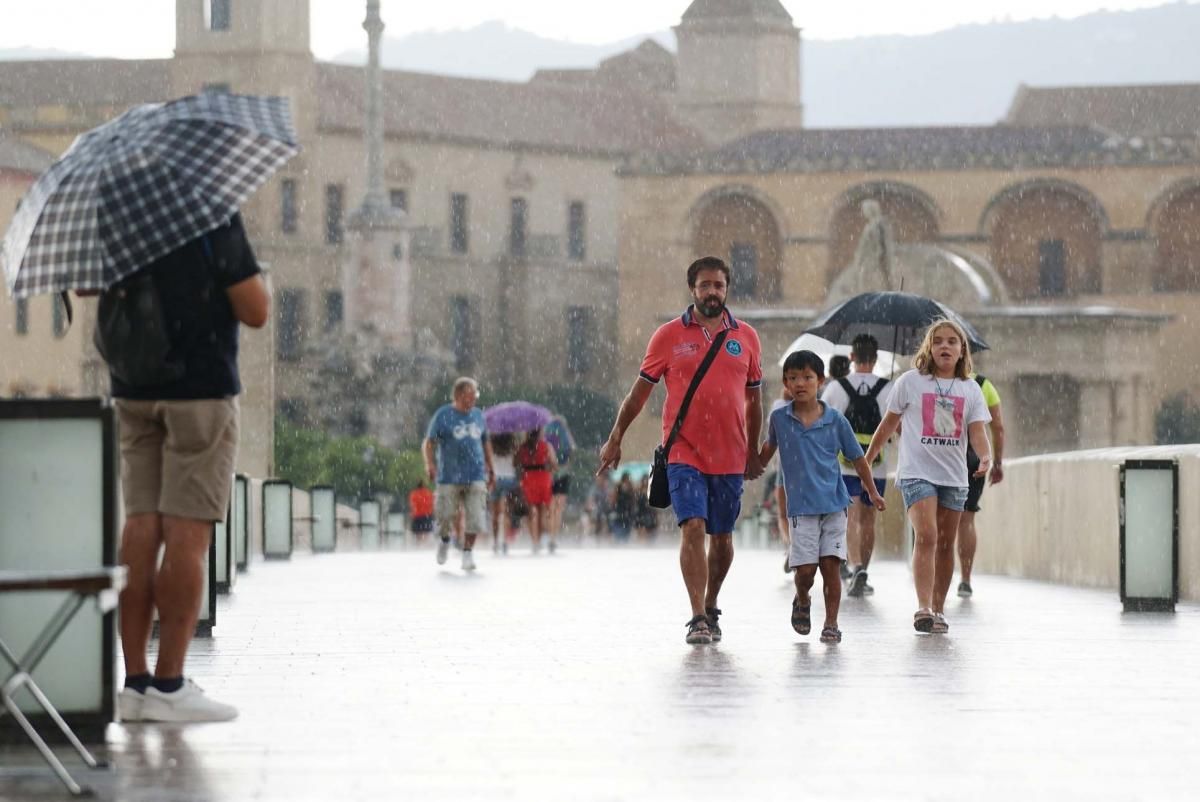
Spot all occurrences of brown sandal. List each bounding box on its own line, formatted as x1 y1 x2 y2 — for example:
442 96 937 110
791 596 811 635
913 608 935 633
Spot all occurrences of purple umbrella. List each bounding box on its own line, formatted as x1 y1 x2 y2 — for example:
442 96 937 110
484 401 553 434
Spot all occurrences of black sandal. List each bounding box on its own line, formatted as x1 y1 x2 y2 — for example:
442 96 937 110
685 614 712 645
791 596 811 635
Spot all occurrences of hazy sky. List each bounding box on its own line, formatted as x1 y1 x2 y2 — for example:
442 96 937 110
1 0 1188 59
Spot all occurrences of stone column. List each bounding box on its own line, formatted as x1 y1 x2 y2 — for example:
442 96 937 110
342 0 411 346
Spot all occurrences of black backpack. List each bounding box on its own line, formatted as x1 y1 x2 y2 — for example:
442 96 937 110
837 376 888 436
94 235 216 388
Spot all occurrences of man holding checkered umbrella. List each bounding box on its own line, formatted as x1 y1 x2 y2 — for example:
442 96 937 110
2 92 298 723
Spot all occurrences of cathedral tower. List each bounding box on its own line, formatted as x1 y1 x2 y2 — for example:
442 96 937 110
674 0 803 143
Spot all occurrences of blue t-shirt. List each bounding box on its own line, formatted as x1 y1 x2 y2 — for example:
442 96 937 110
768 402 864 516
426 405 488 485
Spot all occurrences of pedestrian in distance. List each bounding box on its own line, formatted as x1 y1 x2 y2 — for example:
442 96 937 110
487 433 519 554
548 423 574 546
610 472 637 544
408 479 435 544
110 214 269 723
635 475 660 543
956 373 1006 597
820 333 894 598
759 350 885 644
864 319 992 634
515 427 558 553
423 377 496 572
828 354 851 381
585 472 612 540
599 255 765 645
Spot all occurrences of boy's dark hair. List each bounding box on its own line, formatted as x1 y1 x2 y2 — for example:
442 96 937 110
782 349 825 379
829 355 851 379
851 333 879 364
687 256 732 288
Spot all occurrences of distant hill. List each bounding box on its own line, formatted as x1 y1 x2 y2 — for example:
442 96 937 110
332 3 1200 127
331 20 674 82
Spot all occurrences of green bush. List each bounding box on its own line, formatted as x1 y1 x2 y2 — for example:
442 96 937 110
275 420 425 505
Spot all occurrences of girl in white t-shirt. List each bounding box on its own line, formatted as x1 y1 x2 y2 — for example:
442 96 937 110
864 319 992 635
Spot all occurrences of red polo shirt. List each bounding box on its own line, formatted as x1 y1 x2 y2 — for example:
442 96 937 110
639 306 762 475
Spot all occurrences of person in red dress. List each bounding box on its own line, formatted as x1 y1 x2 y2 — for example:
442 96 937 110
516 428 558 554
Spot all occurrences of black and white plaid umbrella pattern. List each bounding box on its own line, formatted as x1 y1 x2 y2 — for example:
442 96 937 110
2 92 298 298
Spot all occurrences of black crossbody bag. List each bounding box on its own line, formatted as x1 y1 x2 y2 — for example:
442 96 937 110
647 329 729 508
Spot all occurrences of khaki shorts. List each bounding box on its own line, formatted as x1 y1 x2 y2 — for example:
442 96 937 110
435 482 488 537
116 398 239 522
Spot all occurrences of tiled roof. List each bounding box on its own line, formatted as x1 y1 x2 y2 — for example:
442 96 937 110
0 133 54 173
681 0 792 22
316 64 704 157
626 125 1200 175
1005 83 1200 138
0 59 171 108
533 40 677 94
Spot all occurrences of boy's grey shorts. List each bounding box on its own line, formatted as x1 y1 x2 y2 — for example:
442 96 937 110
788 509 848 568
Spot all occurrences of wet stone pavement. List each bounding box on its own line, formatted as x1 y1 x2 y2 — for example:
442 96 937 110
2 543 1200 801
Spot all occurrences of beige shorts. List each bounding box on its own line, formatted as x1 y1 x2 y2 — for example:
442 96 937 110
116 398 239 522
435 482 488 537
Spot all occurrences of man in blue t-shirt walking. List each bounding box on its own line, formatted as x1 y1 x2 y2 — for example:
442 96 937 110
424 377 495 571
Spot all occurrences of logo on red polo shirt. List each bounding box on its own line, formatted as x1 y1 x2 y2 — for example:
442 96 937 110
725 339 743 357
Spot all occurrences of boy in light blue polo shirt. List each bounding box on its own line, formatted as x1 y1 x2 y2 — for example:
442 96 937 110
759 351 885 643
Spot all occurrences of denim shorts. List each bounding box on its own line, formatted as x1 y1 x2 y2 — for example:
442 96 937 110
897 478 968 512
666 464 743 535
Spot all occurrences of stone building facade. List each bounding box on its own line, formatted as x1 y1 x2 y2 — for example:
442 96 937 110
1 0 1197 468
616 124 1199 460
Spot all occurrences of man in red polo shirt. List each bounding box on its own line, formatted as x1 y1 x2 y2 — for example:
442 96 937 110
599 256 765 644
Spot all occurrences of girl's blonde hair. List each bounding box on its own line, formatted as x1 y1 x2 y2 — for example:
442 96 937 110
912 318 974 379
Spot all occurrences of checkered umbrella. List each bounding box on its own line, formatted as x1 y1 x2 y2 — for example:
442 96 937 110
2 92 298 298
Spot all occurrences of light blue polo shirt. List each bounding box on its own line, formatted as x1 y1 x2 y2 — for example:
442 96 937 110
768 401 864 516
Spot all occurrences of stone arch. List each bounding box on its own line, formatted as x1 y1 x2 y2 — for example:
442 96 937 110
980 179 1108 299
688 186 784 302
827 182 941 283
1147 178 1200 293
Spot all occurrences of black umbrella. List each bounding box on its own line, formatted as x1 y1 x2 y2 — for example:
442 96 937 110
804 291 989 356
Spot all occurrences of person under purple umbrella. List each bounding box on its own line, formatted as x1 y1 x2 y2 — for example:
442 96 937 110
484 401 553 434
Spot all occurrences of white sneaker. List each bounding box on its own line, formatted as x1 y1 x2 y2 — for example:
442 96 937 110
141 680 238 723
436 539 450 565
118 688 146 722
462 550 476 571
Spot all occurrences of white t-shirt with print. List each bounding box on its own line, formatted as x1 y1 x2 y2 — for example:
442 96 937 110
822 372 894 478
888 369 991 488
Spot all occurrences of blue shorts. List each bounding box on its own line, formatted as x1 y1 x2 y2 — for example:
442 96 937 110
842 475 887 505
667 464 743 535
897 478 968 512
489 476 519 503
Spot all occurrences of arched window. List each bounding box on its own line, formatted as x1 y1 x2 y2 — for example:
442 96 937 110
984 183 1105 299
1151 184 1200 293
691 192 783 302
